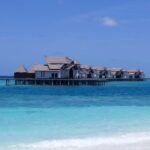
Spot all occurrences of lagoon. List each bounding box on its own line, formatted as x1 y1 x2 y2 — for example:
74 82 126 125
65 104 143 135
0 80 150 150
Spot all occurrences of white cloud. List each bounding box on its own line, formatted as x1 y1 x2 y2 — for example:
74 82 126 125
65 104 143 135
71 13 119 28
98 17 118 27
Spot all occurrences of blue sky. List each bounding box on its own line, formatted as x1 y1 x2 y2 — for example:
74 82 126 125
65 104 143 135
0 0 150 76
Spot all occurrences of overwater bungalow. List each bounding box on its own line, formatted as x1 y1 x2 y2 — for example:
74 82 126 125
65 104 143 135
79 65 91 78
31 64 51 78
91 67 101 79
15 56 81 79
128 70 144 79
14 65 35 78
109 68 129 79
13 56 144 86
110 68 124 79
92 67 111 79
79 65 108 79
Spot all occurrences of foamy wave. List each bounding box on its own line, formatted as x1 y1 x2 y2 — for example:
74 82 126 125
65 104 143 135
11 132 150 150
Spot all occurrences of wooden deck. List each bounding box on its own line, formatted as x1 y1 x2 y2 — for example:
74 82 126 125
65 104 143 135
14 78 107 86
0 77 145 86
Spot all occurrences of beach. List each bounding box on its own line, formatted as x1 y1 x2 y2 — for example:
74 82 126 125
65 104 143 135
10 132 150 150
0 80 150 150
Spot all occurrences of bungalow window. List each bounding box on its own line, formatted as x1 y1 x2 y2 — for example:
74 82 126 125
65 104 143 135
51 73 58 78
87 73 92 78
41 72 45 78
52 73 55 78
55 73 58 78
99 74 102 78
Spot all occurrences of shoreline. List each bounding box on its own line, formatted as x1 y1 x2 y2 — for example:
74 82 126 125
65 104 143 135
10 132 150 150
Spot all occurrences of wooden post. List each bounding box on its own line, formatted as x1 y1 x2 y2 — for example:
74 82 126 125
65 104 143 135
6 80 8 86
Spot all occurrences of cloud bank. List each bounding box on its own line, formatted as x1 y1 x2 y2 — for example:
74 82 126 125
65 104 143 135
98 17 118 27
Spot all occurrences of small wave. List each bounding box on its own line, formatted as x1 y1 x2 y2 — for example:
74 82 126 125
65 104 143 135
11 132 150 150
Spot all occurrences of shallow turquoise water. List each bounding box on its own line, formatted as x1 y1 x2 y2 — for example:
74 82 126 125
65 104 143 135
0 80 150 150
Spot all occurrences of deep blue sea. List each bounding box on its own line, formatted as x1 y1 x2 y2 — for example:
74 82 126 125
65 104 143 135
0 80 150 150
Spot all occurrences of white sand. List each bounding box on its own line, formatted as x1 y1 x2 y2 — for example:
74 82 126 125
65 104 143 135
11 132 150 150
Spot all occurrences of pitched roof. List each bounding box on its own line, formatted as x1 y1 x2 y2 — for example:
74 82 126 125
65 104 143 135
92 66 105 71
73 60 80 65
48 64 64 70
80 65 91 70
128 70 140 73
66 64 75 70
16 65 28 73
128 72 135 75
110 68 123 72
31 64 49 72
45 56 73 64
80 69 89 74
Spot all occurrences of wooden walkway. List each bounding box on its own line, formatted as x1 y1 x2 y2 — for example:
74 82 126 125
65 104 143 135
0 78 107 86
0 77 144 86
14 78 107 86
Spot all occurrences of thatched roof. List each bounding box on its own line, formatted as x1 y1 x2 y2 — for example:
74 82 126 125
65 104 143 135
122 69 128 72
128 72 135 75
128 70 140 73
111 72 116 75
31 64 49 72
128 70 144 75
80 69 89 74
45 56 73 64
80 65 91 70
110 68 123 72
73 60 80 65
92 66 106 71
48 64 64 70
66 64 75 70
16 65 28 73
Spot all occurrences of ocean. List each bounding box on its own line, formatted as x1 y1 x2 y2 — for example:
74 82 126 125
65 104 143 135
0 80 150 150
